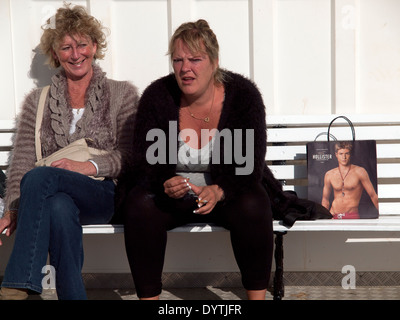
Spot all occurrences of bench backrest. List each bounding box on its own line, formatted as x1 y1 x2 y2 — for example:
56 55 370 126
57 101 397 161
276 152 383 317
0 120 14 172
266 115 400 216
1 115 399 216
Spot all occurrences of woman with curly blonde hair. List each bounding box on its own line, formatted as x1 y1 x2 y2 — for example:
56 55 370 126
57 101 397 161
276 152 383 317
0 3 139 300
40 4 108 68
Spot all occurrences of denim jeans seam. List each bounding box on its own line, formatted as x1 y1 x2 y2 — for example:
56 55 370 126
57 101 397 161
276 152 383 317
26 175 54 289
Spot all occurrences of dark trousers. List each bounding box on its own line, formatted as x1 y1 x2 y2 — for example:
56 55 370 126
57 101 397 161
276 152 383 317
122 183 274 298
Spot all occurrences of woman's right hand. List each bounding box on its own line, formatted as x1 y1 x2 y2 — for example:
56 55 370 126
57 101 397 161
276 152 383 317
163 176 191 199
50 159 97 176
0 211 17 246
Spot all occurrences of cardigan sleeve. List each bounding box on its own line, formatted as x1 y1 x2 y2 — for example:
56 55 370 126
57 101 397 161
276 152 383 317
3 89 42 213
92 80 139 178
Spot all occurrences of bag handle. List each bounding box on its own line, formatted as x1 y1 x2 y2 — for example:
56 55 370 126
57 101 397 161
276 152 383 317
35 85 50 162
327 116 355 141
314 132 337 141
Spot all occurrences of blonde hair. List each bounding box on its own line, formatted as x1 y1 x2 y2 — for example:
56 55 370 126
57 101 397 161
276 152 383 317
168 19 225 84
40 3 108 68
335 141 353 153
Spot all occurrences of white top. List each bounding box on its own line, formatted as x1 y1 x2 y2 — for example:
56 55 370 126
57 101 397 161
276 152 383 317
69 108 85 135
69 108 99 174
176 135 215 187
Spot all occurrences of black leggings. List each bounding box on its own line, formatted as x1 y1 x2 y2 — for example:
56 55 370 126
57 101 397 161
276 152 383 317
122 183 274 298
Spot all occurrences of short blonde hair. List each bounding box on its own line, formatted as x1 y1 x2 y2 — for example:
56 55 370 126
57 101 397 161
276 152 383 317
335 142 353 153
40 3 108 68
168 19 225 84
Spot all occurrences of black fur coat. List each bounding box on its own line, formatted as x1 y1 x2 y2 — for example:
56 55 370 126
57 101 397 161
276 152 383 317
121 70 267 203
116 71 332 226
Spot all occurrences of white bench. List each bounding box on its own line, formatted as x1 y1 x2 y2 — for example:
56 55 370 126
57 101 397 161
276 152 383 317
2 114 400 300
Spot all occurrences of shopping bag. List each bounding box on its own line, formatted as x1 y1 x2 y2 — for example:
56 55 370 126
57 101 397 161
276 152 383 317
307 116 379 219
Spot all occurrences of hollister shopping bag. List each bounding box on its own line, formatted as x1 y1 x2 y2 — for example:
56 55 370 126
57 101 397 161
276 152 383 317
307 116 379 219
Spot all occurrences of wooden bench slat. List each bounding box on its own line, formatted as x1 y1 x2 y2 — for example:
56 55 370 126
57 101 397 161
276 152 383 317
79 216 400 235
266 114 400 126
0 120 15 131
269 164 307 180
270 164 400 180
267 144 400 161
80 223 228 234
0 153 10 166
377 185 400 198
268 126 400 143
0 132 14 146
273 216 400 232
5 214 400 235
379 203 400 215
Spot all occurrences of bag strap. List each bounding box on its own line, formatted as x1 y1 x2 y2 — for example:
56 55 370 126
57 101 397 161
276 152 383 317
314 132 337 142
327 115 355 141
35 85 50 162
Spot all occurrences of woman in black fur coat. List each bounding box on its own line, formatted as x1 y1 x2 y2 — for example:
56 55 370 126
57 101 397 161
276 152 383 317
121 19 273 300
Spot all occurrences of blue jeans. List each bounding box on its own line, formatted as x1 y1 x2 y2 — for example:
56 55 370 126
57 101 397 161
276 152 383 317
1 167 115 300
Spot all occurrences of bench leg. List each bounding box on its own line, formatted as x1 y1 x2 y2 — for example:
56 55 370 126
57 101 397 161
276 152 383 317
273 231 286 300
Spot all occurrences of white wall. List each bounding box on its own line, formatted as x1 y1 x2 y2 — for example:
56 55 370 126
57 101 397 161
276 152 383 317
2 0 400 275
2 0 400 119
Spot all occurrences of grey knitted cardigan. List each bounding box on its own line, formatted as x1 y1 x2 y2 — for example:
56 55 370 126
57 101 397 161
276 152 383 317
4 64 139 212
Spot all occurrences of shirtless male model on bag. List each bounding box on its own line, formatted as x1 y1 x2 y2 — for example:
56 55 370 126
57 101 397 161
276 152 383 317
321 142 379 219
